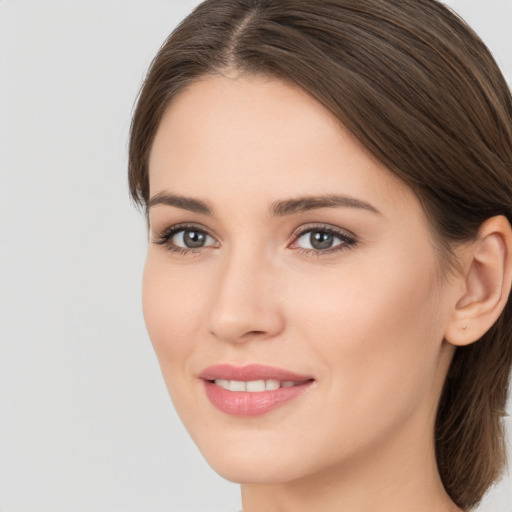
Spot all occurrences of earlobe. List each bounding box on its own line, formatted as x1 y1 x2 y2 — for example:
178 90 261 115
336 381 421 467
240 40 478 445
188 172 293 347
445 215 512 347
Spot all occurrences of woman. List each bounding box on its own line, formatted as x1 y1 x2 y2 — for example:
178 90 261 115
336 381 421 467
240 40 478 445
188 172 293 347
128 1 512 511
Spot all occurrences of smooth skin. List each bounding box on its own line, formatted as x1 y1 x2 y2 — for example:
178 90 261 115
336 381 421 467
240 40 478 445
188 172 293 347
143 73 512 512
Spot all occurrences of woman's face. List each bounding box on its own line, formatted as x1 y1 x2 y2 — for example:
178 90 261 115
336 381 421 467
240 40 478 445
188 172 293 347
144 74 458 484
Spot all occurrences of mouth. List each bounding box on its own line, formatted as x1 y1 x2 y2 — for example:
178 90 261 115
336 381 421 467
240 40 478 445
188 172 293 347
199 364 315 416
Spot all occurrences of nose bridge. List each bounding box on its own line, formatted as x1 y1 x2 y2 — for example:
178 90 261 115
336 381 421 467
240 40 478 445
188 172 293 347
208 241 284 343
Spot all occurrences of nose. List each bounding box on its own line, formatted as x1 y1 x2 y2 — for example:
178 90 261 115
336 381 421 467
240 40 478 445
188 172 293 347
207 247 285 344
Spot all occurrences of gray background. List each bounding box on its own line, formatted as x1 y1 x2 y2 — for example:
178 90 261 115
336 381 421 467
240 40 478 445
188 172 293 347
0 1 511 511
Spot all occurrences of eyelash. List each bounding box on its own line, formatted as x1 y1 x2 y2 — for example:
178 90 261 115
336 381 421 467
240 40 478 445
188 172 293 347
153 223 357 257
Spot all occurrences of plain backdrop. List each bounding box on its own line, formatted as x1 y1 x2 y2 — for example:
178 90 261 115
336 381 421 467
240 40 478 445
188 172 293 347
0 1 511 511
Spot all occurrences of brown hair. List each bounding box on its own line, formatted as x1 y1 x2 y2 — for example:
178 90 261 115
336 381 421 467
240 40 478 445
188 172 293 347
128 0 512 508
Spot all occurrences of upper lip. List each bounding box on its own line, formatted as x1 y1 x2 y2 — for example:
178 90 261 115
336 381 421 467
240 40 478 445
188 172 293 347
198 364 314 382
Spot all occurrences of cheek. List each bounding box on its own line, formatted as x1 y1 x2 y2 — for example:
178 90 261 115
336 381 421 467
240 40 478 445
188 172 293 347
141 255 205 384
287 248 444 413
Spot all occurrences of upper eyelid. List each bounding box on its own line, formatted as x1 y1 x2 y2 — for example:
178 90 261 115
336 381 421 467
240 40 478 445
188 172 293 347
154 222 219 241
292 223 355 239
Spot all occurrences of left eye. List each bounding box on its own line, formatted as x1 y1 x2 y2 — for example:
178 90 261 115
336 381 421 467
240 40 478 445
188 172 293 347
293 229 352 251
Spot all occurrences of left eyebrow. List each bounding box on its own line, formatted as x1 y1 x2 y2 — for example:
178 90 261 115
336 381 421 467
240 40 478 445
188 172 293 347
270 195 381 216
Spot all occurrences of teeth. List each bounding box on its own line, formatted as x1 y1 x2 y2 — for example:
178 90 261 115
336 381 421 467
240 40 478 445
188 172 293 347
230 380 246 392
213 379 300 392
246 380 266 392
265 379 280 390
215 379 230 390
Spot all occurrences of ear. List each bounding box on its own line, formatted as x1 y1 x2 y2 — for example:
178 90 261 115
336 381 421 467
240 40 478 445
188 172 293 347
445 215 512 347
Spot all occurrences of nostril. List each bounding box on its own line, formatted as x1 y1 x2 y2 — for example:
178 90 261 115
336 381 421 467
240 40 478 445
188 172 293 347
238 330 270 341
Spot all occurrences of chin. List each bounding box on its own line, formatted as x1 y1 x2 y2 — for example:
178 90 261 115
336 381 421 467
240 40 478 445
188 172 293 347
204 452 307 485
188 424 328 486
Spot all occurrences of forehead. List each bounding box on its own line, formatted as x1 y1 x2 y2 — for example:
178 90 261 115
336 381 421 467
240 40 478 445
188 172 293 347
148 73 423 222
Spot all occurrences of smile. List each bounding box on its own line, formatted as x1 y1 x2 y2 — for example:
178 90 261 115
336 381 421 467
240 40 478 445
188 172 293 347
199 364 315 416
213 379 301 391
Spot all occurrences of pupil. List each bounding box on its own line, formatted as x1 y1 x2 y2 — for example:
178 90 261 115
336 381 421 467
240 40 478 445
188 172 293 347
184 230 206 248
311 231 333 250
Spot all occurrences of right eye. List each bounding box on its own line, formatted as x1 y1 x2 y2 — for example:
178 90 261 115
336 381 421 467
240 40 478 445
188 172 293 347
154 224 219 254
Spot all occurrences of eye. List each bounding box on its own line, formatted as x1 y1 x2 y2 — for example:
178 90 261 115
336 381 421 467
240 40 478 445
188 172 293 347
172 229 215 249
290 225 356 255
153 224 219 254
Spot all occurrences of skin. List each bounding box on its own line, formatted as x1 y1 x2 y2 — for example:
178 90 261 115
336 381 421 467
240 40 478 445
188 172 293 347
143 73 473 512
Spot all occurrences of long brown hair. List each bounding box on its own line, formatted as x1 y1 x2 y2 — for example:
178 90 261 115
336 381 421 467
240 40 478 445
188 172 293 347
128 1 512 508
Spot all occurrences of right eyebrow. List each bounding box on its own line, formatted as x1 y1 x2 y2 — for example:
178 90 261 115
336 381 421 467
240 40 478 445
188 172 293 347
146 191 213 216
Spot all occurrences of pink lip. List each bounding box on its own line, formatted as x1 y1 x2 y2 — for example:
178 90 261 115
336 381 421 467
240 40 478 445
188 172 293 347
198 364 313 382
199 364 315 417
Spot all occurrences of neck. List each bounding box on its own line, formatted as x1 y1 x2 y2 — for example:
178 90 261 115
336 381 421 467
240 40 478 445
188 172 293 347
240 412 462 512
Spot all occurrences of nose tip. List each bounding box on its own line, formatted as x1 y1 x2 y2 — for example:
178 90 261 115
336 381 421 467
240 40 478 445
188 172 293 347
209 322 272 344
209 295 285 344
207 256 284 344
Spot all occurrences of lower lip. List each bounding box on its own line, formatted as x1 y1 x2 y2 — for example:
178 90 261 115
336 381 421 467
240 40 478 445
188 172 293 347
202 380 313 416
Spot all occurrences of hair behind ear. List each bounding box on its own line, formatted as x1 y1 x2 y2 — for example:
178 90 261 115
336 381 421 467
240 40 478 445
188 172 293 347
436 305 511 509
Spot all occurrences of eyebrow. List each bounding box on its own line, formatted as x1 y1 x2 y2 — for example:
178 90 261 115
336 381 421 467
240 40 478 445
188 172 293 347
147 191 212 215
147 191 381 217
271 195 381 216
